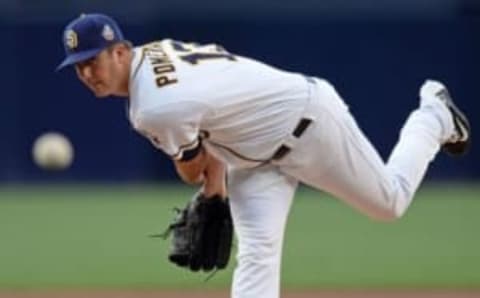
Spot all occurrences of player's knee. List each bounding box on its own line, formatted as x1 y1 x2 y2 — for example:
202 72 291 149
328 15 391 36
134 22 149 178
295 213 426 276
369 180 413 222
368 195 410 222
236 237 282 266
368 207 406 222
237 248 279 267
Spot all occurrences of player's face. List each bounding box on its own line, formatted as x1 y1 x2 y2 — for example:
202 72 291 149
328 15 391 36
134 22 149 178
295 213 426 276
75 46 128 98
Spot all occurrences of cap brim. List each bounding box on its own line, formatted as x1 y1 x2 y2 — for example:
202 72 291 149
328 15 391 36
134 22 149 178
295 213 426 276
56 48 103 71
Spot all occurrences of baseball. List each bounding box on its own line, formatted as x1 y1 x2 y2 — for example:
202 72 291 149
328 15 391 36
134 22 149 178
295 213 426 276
32 132 74 170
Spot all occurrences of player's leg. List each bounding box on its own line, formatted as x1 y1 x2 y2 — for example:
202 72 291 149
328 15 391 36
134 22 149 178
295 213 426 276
227 164 298 298
278 79 468 221
384 80 470 195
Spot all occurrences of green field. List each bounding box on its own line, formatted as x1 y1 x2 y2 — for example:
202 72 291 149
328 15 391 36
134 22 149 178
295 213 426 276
0 183 479 290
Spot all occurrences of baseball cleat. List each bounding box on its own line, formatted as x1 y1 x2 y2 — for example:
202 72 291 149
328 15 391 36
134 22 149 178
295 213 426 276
435 86 471 156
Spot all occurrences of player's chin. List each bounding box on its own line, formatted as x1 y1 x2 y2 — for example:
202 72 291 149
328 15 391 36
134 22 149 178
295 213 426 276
92 88 112 98
94 91 111 98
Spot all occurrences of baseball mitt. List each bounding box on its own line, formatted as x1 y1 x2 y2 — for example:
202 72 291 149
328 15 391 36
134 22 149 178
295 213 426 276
156 193 233 272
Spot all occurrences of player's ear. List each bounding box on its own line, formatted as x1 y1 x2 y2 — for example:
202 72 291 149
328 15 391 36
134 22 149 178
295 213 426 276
113 43 130 64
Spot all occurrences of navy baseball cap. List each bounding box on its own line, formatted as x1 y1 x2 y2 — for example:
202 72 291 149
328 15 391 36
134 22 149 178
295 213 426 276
57 13 127 70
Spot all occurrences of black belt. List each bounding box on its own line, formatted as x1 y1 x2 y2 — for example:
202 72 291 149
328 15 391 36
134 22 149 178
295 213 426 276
272 118 312 161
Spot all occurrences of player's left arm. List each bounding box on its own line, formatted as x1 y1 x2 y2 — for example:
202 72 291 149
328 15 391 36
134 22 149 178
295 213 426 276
132 101 225 196
174 146 227 198
173 144 206 185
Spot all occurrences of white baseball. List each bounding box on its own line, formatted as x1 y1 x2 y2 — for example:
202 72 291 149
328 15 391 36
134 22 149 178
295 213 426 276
32 132 74 170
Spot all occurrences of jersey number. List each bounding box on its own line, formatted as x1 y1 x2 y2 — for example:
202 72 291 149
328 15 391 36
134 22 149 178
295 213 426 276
171 41 236 65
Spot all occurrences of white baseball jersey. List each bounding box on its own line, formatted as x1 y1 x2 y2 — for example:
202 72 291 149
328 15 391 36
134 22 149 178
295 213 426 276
128 39 311 168
127 39 458 298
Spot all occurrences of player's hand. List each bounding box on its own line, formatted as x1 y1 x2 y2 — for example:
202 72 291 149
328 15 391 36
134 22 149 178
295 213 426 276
157 192 234 272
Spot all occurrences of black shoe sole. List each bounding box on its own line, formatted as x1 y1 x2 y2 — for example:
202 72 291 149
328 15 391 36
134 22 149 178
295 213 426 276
436 89 471 157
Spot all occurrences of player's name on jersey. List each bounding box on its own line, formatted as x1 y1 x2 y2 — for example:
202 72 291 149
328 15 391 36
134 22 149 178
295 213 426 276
141 41 178 88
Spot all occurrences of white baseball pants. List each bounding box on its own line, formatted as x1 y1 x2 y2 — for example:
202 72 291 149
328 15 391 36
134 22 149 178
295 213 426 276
227 79 454 298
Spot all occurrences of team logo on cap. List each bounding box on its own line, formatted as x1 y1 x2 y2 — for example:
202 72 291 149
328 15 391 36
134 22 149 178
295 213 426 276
102 24 115 41
65 29 78 49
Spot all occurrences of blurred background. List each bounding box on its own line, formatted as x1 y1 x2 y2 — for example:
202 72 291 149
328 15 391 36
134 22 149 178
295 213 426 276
1 0 479 182
0 0 479 296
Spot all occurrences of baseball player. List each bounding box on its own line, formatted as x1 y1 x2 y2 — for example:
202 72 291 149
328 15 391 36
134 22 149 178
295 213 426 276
58 14 471 298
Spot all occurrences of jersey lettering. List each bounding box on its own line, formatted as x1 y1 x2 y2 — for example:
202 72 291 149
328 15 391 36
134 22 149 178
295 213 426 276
171 40 237 65
143 42 178 88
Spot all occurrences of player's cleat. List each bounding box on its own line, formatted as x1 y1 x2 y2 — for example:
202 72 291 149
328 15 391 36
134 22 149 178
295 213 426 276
435 87 471 156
